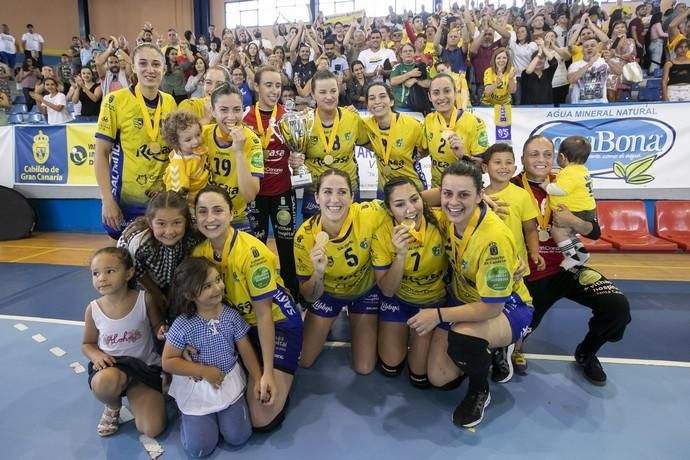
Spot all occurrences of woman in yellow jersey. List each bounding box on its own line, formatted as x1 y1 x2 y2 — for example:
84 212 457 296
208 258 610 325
178 65 230 124
202 83 264 233
302 69 369 219
371 177 448 388
422 73 489 188
481 47 516 106
95 43 178 239
409 160 533 429
294 169 387 374
362 82 426 198
192 185 303 432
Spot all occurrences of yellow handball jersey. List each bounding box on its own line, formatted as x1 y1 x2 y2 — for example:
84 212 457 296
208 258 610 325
486 183 538 276
362 113 426 194
95 87 177 216
371 214 448 305
163 151 209 196
422 109 489 187
179 97 214 122
481 68 513 106
202 124 264 222
305 108 368 189
437 204 533 305
549 164 595 213
294 200 387 300
192 229 293 326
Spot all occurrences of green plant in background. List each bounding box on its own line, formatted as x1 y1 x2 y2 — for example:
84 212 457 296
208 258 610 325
613 154 656 184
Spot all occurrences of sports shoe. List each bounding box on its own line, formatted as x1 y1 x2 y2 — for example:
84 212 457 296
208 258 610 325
575 344 607 386
511 349 528 375
452 389 491 428
490 343 515 383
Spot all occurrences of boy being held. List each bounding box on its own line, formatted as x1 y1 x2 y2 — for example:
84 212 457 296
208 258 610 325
541 136 596 270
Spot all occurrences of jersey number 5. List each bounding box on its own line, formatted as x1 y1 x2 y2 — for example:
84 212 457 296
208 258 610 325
344 247 359 267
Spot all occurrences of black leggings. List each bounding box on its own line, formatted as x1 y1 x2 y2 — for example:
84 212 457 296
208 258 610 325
249 190 300 302
525 268 631 355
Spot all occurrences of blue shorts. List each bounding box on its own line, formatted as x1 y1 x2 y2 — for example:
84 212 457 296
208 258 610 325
448 293 534 343
301 188 361 219
308 286 380 318
103 212 139 239
248 287 303 374
379 296 451 331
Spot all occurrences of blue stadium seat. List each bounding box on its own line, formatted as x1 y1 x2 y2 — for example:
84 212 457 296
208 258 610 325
26 112 45 124
12 95 26 105
646 78 662 89
652 68 663 78
639 87 662 101
8 113 24 124
30 104 41 113
10 103 27 114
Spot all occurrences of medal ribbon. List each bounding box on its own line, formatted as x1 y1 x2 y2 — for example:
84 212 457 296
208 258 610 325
450 204 485 269
254 103 278 149
377 112 398 167
437 108 460 131
315 109 341 156
134 84 162 144
521 173 551 231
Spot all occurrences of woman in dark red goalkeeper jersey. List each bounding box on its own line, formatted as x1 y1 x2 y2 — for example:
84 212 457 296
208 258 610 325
511 135 631 386
244 65 300 301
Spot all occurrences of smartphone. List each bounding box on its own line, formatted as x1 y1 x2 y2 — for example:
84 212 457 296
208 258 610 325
335 64 342 72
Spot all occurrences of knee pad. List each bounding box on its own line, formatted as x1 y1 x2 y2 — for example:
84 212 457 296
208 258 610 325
378 358 405 377
447 331 491 374
252 396 290 434
432 374 466 391
408 370 430 389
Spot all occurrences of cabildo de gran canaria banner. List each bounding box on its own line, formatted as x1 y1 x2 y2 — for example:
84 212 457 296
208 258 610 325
12 103 684 190
14 124 97 185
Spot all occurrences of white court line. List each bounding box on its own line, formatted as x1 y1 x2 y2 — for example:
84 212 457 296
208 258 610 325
3 316 689 369
324 341 690 368
0 314 84 326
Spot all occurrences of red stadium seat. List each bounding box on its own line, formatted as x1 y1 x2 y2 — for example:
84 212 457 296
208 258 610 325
580 235 613 252
655 201 690 251
597 201 678 252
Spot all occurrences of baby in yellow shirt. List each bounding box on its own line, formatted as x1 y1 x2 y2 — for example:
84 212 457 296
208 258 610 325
541 136 596 270
162 111 209 208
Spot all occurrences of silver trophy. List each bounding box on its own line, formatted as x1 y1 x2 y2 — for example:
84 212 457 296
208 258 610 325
272 100 314 188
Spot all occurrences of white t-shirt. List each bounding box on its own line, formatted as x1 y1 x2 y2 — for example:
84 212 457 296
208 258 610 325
568 58 609 104
22 32 44 52
0 33 16 54
43 92 72 124
358 47 397 75
510 39 539 74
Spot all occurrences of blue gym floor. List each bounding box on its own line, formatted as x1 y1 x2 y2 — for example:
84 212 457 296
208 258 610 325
1 263 690 459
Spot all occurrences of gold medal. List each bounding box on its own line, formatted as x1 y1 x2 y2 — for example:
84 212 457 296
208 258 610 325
315 231 330 247
538 228 550 242
149 142 161 154
382 165 392 176
401 218 415 229
323 154 334 166
315 109 340 165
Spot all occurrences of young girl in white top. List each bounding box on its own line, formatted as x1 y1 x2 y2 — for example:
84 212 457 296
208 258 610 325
163 257 263 458
81 247 166 438
34 77 71 124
